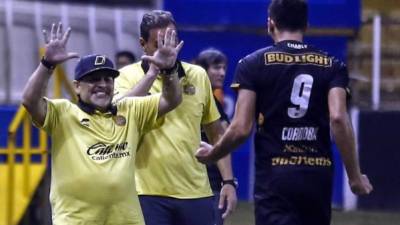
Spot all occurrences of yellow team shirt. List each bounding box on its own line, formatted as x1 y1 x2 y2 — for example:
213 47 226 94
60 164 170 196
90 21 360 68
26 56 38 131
114 61 220 199
38 95 160 225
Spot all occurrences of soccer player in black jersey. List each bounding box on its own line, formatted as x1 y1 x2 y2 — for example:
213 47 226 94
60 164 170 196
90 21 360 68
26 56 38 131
196 0 373 225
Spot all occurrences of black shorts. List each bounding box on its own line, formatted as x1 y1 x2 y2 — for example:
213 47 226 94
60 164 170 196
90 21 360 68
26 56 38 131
254 191 331 225
254 169 332 225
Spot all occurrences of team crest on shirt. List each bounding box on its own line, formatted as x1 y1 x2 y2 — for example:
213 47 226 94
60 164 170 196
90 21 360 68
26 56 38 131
114 115 126 126
183 83 196 95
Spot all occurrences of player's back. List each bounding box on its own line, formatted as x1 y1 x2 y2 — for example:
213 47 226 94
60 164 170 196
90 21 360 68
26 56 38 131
233 40 349 179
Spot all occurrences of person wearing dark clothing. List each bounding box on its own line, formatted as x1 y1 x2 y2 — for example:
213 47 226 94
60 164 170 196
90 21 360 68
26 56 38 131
196 48 237 225
195 1 373 225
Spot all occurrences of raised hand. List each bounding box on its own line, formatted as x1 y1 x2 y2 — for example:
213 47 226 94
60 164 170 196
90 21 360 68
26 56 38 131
42 22 79 65
141 28 184 69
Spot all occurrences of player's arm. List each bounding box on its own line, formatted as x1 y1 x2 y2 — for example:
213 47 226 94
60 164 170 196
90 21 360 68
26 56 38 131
203 120 237 218
22 22 78 126
197 89 256 163
203 120 234 182
157 68 181 117
22 63 52 126
113 64 159 102
328 87 373 195
141 28 184 117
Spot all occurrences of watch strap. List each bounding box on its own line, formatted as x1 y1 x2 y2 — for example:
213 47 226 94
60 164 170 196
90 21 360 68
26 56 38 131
41 56 56 70
222 179 238 189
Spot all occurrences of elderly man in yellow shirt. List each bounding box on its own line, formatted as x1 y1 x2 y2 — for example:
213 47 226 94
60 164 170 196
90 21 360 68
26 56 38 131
22 22 183 225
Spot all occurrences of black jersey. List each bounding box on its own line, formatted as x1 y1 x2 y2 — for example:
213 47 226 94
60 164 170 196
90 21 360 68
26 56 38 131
232 40 348 186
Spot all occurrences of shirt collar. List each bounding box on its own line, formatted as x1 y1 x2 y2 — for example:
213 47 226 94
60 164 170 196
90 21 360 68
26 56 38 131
275 40 308 49
275 40 304 45
77 98 117 116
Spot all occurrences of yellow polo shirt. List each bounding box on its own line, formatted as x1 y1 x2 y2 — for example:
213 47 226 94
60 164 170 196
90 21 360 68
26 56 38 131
115 61 220 198
38 95 160 225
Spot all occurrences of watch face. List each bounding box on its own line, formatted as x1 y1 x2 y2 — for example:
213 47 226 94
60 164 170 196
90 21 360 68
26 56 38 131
233 178 239 188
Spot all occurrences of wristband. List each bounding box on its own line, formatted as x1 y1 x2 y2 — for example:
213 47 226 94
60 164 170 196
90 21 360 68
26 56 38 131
221 178 238 189
41 56 56 70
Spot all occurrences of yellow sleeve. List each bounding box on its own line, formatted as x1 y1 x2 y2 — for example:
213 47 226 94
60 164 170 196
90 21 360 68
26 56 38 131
123 94 161 133
200 70 221 125
35 98 67 135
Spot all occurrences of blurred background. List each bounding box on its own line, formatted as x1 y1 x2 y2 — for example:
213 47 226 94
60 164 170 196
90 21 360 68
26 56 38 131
0 0 399 224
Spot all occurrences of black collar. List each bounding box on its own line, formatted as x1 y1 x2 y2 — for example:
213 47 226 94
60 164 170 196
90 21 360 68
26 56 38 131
275 40 307 48
77 98 117 116
275 40 304 45
141 60 186 79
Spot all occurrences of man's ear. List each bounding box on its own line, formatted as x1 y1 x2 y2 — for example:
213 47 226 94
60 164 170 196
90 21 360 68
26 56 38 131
267 17 275 34
73 80 80 95
139 37 146 50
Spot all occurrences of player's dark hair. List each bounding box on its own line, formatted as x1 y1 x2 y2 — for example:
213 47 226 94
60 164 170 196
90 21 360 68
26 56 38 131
268 0 308 32
115 51 136 63
140 10 177 41
195 48 227 71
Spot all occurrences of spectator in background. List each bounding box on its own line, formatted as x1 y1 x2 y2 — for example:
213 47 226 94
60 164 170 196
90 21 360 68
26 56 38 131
195 48 237 225
116 50 136 69
196 0 373 225
114 10 237 225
